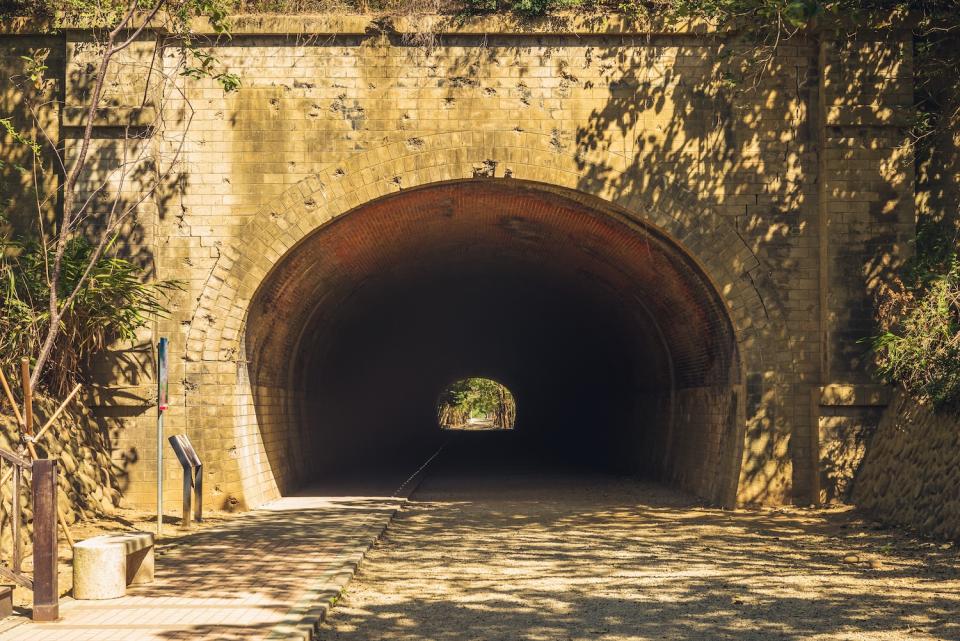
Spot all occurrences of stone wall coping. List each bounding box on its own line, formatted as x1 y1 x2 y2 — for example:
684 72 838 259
0 17 51 34
2 10 913 37
820 383 892 407
1 12 721 36
194 13 722 36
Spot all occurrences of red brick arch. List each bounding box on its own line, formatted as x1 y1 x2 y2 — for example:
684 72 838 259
189 131 777 361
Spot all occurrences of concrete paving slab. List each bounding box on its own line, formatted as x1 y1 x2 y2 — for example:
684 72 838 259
0 447 441 640
0 450 444 641
0 494 402 641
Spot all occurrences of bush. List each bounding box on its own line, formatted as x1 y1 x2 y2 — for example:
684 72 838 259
872 259 960 409
0 236 179 395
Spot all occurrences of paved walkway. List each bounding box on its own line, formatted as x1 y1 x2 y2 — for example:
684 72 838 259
318 457 960 641
0 488 408 641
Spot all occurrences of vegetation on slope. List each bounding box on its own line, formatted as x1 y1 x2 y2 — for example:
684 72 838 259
0 236 178 395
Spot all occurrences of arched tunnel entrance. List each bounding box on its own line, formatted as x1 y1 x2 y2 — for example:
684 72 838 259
244 180 744 506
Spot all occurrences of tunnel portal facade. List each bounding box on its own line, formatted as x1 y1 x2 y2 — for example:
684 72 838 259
243 180 746 506
11 15 914 509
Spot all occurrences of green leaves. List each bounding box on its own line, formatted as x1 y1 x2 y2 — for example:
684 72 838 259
181 46 241 93
437 377 516 428
0 236 181 395
872 261 960 410
20 49 49 89
783 0 821 26
0 117 40 157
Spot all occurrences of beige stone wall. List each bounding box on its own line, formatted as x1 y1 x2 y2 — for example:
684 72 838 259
658 385 744 504
853 391 960 540
0 16 916 510
0 34 62 234
915 40 960 253
819 37 915 383
816 383 889 502
157 23 820 509
0 397 122 546
848 74 960 537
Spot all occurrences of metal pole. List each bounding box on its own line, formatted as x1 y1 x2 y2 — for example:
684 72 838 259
157 409 163 536
157 337 168 536
195 463 203 523
182 456 191 530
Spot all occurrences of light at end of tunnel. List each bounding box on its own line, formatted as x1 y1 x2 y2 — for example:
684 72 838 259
437 377 516 431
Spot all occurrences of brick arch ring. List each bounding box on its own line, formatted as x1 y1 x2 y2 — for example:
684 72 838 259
186 130 782 372
183 129 796 507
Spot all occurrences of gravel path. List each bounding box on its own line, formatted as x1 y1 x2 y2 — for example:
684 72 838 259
318 459 960 641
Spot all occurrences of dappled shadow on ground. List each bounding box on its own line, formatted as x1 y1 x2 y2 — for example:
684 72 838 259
0 491 402 641
141 499 398 603
319 469 960 641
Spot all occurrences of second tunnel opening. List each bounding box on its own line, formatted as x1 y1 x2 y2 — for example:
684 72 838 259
244 180 743 506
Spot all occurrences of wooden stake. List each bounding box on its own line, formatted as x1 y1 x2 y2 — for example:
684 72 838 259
34 384 83 443
0 369 24 427
0 383 82 487
15 361 74 548
20 359 32 435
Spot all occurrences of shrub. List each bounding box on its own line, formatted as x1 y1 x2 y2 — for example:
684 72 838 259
0 236 179 395
872 259 960 410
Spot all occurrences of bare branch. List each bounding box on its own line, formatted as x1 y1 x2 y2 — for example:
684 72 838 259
114 2 167 53
31 0 172 388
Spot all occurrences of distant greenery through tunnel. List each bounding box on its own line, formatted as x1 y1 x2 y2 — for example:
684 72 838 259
437 378 516 430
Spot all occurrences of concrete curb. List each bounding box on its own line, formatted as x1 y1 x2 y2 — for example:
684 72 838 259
265 515 400 641
267 446 443 641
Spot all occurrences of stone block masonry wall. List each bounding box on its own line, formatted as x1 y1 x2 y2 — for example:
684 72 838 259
853 391 960 540
816 383 890 503
808 31 914 505
0 15 915 511
161 21 820 509
658 386 743 506
0 33 62 233
818 34 915 383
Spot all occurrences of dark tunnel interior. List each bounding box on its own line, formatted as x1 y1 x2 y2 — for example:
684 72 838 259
244 180 744 505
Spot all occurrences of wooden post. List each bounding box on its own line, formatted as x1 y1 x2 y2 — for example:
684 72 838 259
20 359 32 434
11 465 20 574
32 459 59 622
0 369 24 426
11 362 75 548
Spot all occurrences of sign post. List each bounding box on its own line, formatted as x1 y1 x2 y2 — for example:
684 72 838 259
168 434 203 529
157 337 169 536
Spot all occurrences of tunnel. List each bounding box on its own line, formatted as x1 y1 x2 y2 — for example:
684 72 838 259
243 180 744 506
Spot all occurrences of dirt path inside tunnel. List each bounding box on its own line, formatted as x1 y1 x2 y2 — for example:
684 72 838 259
317 459 960 641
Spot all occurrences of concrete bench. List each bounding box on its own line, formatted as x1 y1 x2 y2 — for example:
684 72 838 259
73 532 155 600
